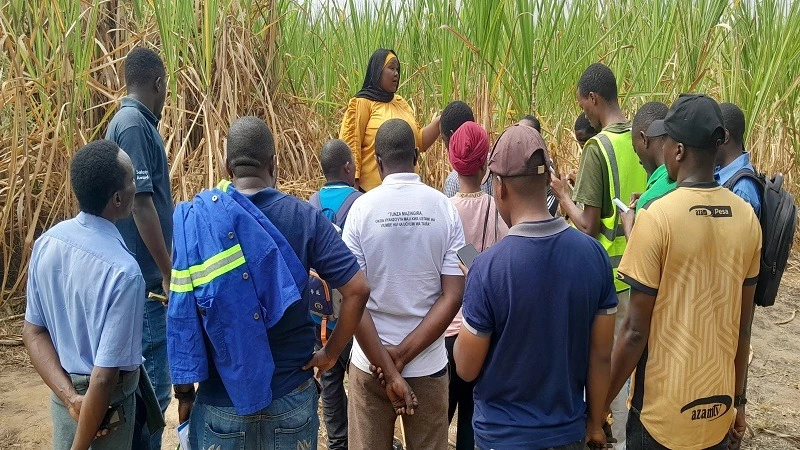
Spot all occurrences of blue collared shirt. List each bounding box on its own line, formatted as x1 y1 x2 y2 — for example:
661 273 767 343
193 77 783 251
25 212 145 375
715 152 762 217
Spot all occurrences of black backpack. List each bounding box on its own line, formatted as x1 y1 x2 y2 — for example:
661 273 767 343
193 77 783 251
723 169 797 307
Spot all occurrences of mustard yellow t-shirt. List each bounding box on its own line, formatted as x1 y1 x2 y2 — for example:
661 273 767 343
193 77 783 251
617 182 761 450
339 95 422 191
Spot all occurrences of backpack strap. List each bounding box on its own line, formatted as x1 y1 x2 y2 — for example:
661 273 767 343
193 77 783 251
595 134 621 202
308 192 322 209
334 191 362 228
722 168 765 193
480 199 491 251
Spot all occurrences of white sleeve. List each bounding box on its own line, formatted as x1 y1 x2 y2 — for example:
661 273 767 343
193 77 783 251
342 201 366 272
442 201 466 276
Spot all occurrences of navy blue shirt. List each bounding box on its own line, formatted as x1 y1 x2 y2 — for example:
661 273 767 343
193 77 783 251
197 187 360 407
105 97 173 290
461 218 617 449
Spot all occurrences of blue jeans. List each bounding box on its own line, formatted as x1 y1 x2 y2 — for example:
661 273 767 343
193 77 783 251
189 378 320 450
51 371 140 450
142 298 171 449
315 327 351 450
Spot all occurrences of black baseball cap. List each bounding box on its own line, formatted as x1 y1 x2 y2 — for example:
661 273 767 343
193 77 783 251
647 94 725 148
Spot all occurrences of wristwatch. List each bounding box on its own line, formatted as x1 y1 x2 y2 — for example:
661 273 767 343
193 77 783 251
174 386 197 402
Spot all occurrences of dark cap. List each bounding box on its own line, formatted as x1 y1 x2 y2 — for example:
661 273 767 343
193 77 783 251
645 121 667 138
647 94 725 148
487 124 549 177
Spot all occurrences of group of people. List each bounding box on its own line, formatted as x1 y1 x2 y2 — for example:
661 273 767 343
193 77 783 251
22 45 764 450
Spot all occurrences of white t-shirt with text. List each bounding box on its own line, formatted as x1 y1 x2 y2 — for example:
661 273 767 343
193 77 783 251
343 173 466 377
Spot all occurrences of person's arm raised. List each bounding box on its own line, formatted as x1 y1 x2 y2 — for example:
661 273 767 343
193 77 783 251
551 173 601 236
387 274 464 373
420 116 441 152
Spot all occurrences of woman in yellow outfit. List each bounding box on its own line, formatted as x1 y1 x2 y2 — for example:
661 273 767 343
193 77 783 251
340 48 441 191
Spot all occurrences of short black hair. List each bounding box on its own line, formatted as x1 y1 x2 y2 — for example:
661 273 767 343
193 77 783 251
520 115 541 133
440 101 475 138
375 119 416 166
574 112 596 134
720 102 746 145
125 47 165 88
226 116 275 177
577 62 618 102
320 139 353 179
70 140 127 216
632 102 668 135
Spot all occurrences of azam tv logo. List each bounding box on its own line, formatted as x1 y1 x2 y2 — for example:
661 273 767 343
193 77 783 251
680 395 732 421
689 205 732 217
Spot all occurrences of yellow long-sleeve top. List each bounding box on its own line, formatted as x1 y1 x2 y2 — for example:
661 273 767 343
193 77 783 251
339 95 422 191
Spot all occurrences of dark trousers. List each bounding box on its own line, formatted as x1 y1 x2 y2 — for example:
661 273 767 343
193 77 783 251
627 407 729 450
316 325 352 450
446 335 476 450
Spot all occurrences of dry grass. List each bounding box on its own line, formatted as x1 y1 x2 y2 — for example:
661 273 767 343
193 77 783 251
0 1 332 310
1 0 800 310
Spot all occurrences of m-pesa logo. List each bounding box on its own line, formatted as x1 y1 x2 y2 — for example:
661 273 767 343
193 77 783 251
689 205 732 217
680 395 732 421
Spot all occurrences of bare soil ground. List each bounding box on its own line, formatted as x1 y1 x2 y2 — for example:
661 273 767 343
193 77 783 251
2 264 800 449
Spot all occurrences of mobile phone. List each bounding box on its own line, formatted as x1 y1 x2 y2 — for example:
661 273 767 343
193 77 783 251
612 198 630 214
147 292 168 303
457 244 480 269
100 404 126 430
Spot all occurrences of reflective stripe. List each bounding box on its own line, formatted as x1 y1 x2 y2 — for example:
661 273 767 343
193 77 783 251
597 134 621 199
593 130 638 292
217 179 232 192
599 223 626 242
610 254 623 268
170 244 246 292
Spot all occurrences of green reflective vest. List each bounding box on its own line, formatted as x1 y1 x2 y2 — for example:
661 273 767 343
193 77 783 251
592 128 647 292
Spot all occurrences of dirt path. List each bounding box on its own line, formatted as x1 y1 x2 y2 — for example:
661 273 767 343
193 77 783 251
2 264 800 449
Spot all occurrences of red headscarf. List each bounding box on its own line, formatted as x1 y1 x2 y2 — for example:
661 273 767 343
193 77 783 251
448 121 490 176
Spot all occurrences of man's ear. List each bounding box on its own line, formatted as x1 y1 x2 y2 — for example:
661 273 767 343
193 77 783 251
588 92 598 106
113 191 123 207
375 154 384 177
155 76 164 94
344 160 353 174
271 154 278 180
642 132 649 149
496 175 505 199
413 148 419 167
675 143 686 162
724 129 731 145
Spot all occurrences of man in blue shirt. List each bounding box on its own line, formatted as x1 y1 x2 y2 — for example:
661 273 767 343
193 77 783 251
170 117 417 450
307 138 362 450
715 102 761 216
454 125 617 450
105 47 173 449
309 139 363 228
23 140 153 450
